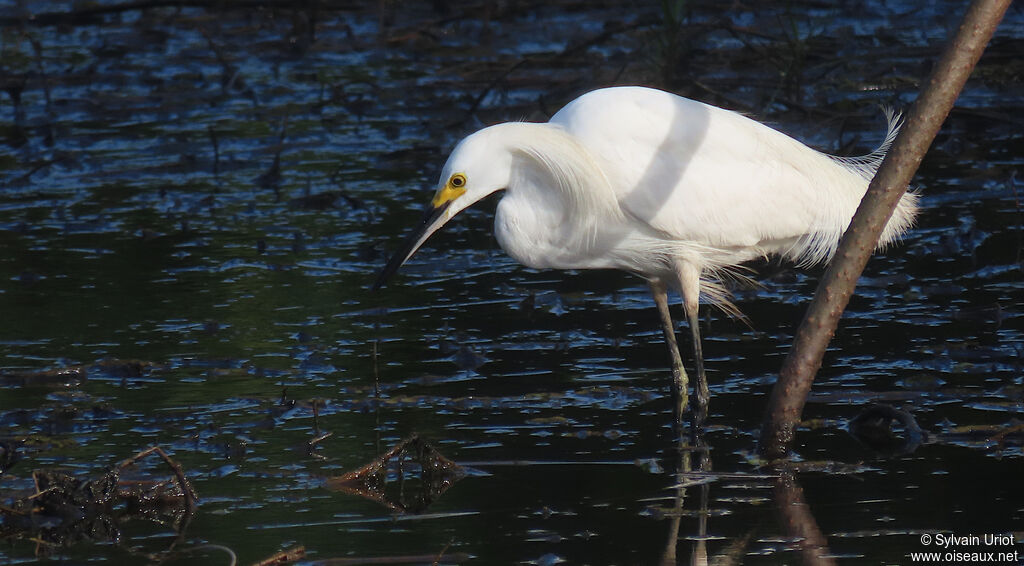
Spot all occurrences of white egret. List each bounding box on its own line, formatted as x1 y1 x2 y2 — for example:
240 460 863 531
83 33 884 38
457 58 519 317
373 86 918 420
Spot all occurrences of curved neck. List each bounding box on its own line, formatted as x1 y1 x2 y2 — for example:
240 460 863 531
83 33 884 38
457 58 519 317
499 123 621 227
488 122 629 268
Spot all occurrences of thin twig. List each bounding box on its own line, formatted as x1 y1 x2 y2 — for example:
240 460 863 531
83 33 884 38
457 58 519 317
432 538 455 566
119 445 199 513
181 544 238 566
251 544 305 566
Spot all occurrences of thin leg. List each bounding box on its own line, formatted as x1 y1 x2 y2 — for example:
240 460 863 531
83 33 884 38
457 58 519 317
651 278 689 565
649 278 688 424
685 300 709 422
676 262 709 424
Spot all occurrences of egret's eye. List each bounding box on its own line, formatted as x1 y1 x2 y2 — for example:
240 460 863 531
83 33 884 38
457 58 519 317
449 173 466 188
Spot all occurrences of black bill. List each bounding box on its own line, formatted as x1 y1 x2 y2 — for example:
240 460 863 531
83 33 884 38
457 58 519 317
372 200 452 290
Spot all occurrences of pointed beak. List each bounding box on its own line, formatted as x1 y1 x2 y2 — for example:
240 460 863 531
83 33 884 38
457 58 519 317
372 200 453 290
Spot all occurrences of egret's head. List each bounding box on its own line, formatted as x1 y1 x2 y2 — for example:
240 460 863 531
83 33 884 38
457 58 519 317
372 126 512 290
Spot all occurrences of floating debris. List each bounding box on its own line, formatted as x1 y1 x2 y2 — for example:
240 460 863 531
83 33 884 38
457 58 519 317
0 445 197 557
252 544 306 566
0 359 163 388
0 366 85 388
848 404 928 456
326 434 465 513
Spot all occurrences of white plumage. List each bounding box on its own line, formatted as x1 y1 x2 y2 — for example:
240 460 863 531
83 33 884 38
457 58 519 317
375 86 918 419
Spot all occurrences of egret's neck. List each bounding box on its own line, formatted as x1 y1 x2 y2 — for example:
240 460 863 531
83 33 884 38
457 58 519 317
504 123 618 218
491 122 625 269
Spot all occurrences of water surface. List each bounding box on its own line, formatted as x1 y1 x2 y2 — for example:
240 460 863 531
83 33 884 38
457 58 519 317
1 1 1022 564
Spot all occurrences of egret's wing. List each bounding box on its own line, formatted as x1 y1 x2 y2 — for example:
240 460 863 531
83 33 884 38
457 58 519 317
552 87 868 265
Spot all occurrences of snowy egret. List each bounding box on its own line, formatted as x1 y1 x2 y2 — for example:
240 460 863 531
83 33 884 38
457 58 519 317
374 86 918 420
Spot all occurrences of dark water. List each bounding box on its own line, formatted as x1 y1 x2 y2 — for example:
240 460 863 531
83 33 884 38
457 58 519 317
1 1 1022 564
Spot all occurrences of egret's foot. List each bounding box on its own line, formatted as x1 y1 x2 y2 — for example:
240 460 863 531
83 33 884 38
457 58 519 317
692 390 709 426
670 363 689 427
691 368 709 426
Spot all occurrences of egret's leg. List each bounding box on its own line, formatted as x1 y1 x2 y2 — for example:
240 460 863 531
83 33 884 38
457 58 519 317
676 262 709 423
649 279 689 423
685 299 709 421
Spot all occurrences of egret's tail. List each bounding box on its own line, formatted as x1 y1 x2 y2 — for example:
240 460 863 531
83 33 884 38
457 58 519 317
807 108 919 262
828 107 903 181
836 108 919 252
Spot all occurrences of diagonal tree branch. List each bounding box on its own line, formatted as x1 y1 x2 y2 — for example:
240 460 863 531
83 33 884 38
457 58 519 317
758 0 1013 460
